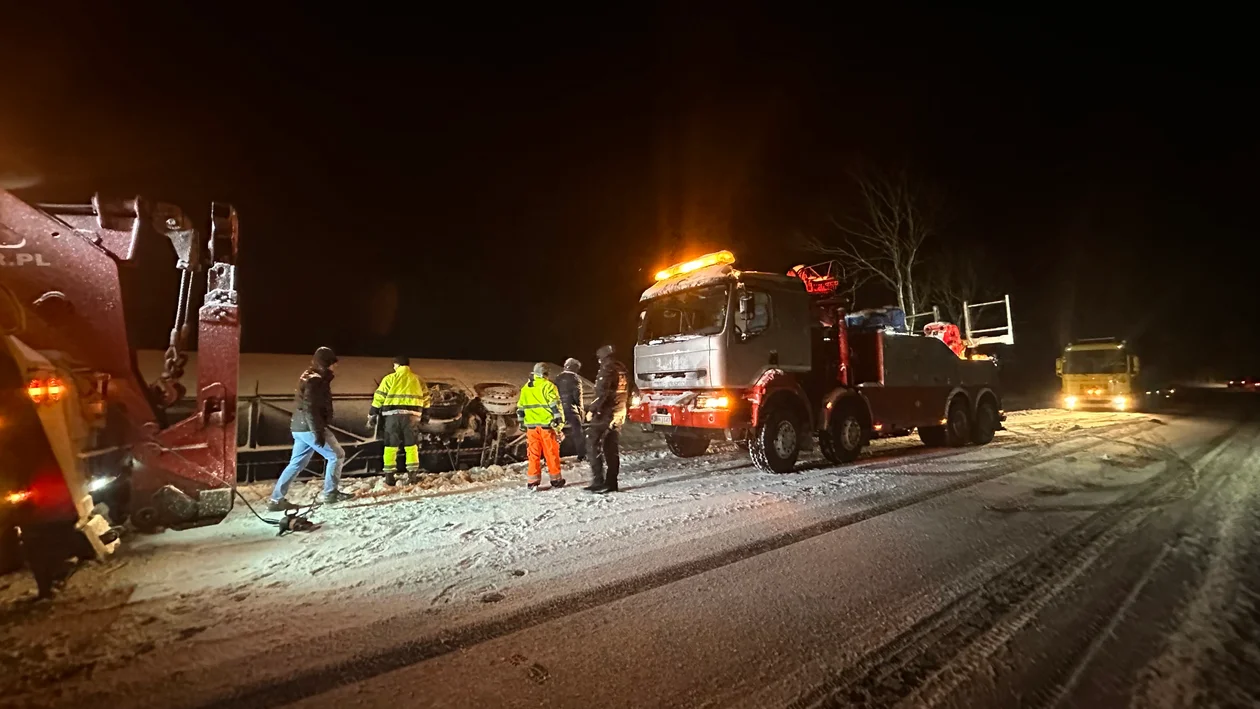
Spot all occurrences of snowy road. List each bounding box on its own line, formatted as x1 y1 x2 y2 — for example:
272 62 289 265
4 398 1260 708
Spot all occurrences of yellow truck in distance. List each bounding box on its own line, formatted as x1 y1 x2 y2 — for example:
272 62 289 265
1056 338 1140 411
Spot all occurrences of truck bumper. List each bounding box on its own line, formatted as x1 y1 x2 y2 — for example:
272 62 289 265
629 390 744 431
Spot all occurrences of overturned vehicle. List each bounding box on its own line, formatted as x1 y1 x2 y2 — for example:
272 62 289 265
137 352 593 483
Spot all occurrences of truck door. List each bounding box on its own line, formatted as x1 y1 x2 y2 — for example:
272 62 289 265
725 285 777 387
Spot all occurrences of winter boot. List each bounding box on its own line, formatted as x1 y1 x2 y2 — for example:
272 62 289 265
527 482 540 492
384 473 398 487
550 478 567 489
267 498 297 512
320 490 354 504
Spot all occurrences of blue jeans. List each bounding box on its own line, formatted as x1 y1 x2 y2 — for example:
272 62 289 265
271 431 346 501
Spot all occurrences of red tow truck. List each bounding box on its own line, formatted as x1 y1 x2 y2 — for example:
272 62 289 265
628 252 1014 473
1 189 239 595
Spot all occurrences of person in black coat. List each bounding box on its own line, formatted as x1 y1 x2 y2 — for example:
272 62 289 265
556 358 586 461
269 347 353 508
584 345 629 493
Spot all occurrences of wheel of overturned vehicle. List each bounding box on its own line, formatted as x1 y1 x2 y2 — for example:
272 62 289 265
130 507 160 533
945 398 972 447
820 407 865 464
666 433 710 458
972 397 999 445
750 406 800 474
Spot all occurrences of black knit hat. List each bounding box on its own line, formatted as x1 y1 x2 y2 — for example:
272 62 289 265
394 355 410 366
314 347 338 368
596 344 614 360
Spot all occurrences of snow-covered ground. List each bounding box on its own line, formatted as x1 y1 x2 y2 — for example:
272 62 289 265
0 408 1173 708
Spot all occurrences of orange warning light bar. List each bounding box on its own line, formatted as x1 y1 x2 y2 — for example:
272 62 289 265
654 250 736 282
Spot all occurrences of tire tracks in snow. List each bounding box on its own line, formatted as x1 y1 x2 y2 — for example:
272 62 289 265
182 419 1157 709
786 417 1247 709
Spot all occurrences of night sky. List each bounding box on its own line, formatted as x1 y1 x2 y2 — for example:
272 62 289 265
1 8 1254 390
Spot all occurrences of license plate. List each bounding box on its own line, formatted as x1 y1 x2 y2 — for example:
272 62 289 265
650 413 672 426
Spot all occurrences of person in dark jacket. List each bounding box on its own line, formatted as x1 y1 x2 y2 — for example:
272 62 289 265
584 345 629 493
269 347 353 509
555 357 586 461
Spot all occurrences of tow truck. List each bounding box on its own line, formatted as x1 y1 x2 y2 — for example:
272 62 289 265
1055 338 1140 411
628 251 1014 473
1 188 239 595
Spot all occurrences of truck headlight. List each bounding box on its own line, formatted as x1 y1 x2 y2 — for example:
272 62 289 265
1064 396 1078 409
630 393 642 408
87 475 118 493
1112 396 1127 410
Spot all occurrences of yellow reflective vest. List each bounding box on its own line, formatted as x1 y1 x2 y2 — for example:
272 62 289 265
370 366 431 416
516 374 564 429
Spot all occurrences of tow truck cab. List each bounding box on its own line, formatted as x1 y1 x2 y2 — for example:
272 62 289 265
629 252 1011 471
1056 339 1140 411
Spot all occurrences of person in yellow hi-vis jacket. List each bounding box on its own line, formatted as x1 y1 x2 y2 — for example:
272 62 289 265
516 362 567 491
368 355 431 485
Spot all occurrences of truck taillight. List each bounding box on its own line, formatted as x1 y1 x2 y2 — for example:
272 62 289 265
4 490 32 505
26 377 65 404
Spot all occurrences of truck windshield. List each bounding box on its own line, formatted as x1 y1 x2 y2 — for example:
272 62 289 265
1064 349 1128 374
638 285 729 344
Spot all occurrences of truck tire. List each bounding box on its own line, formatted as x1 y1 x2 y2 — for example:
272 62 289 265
819 406 865 464
666 432 710 458
749 406 801 474
944 398 972 447
918 425 947 447
972 398 999 445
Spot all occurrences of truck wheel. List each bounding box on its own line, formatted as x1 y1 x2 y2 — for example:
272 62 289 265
972 399 999 445
945 398 972 447
666 433 710 458
820 407 865 464
918 425 947 447
750 406 801 474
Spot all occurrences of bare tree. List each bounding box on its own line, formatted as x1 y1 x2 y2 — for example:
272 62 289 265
806 168 945 316
921 250 981 325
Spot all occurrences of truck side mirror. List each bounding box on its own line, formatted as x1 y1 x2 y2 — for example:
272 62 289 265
1055 357 1063 377
1131 356 1140 374
739 292 753 317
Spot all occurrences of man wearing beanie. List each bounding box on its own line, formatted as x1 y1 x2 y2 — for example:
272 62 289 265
368 355 431 485
585 344 629 493
269 346 353 509
556 358 586 461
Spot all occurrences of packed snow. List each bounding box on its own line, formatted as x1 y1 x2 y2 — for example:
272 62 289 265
0 408 1155 708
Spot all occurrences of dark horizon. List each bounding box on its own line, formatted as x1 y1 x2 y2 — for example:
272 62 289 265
2 8 1254 389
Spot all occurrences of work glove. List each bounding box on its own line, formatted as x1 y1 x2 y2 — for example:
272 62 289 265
366 414 379 431
556 429 565 442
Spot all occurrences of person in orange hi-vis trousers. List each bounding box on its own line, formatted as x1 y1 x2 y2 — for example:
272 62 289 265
516 362 567 491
